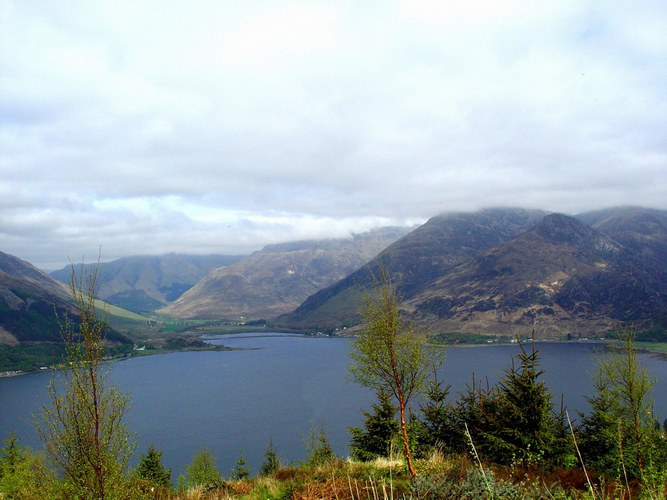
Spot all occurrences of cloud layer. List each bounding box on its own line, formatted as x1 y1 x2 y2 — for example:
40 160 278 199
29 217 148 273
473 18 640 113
2 0 666 269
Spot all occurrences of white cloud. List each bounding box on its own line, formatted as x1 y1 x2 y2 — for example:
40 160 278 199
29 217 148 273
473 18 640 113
1 0 666 269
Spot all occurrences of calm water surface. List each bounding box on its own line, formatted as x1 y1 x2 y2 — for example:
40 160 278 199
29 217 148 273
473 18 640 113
1 334 665 477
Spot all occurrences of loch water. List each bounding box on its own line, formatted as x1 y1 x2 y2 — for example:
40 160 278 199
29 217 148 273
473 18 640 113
1 334 665 477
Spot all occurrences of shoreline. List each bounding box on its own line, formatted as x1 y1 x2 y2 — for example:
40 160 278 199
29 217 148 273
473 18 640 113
0 343 232 379
3 337 666 378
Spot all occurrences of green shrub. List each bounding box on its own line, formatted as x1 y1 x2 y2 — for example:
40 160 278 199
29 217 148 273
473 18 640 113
176 447 221 491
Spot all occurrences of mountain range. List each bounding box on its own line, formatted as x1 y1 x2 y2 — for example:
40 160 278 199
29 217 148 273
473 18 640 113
1 206 665 346
159 226 412 319
50 254 245 314
405 211 665 337
278 207 666 338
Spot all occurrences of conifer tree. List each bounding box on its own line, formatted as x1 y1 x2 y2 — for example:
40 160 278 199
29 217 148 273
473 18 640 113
577 376 621 475
134 445 172 488
259 438 281 476
349 388 400 461
418 374 454 454
1 433 21 477
0 434 54 498
231 450 250 480
578 328 660 481
449 375 497 456
489 336 554 466
303 425 336 467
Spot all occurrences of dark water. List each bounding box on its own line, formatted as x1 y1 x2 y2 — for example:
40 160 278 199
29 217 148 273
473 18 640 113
1 334 665 478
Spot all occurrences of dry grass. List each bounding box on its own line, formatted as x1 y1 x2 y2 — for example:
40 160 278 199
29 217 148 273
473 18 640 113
166 451 665 500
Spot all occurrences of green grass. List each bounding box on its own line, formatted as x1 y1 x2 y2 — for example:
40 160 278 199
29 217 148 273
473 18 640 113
95 300 152 322
432 331 512 345
635 341 667 355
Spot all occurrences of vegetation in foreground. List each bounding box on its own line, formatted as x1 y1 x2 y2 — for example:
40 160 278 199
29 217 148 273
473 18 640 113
1 265 665 499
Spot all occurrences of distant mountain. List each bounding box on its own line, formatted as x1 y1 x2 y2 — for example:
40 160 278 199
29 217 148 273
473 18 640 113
0 251 71 344
160 227 412 319
406 212 665 337
50 254 244 314
278 208 547 330
576 206 667 291
279 207 666 338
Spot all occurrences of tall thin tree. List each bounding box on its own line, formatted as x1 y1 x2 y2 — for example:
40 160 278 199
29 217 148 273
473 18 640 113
36 258 133 499
582 327 657 480
348 271 444 477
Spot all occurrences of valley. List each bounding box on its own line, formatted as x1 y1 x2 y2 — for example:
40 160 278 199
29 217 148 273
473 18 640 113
0 206 665 373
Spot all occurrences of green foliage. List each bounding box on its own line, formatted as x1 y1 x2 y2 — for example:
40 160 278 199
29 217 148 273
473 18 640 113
411 466 529 499
629 317 667 342
0 343 67 373
231 450 250 480
349 388 400 461
0 294 64 343
0 340 135 374
1 433 21 476
416 375 454 455
549 398 577 470
176 447 221 491
303 425 336 467
433 331 511 345
35 259 134 500
348 269 445 477
577 376 623 476
0 434 56 499
348 277 443 407
577 327 663 483
445 375 500 458
419 338 571 471
259 438 281 476
488 338 558 466
134 445 172 488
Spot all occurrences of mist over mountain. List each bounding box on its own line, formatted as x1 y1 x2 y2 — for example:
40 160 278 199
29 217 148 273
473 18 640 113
405 212 665 337
2 207 665 346
160 226 411 319
279 207 666 338
50 254 244 314
278 207 547 330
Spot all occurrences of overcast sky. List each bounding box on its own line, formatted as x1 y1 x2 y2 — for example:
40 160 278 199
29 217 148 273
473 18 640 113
2 1 666 270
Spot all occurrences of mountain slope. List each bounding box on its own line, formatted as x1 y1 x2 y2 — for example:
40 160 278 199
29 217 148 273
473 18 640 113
279 207 666 337
51 254 244 314
576 206 667 291
0 251 72 344
160 227 411 319
278 208 547 330
405 212 665 337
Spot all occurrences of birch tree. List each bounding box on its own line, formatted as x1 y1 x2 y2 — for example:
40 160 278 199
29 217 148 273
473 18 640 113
36 260 133 499
348 273 444 477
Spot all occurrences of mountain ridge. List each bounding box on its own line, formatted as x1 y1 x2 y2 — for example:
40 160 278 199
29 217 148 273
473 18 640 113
50 254 245 314
278 207 666 337
159 226 412 319
0 251 72 344
404 212 664 337
3 206 665 344
278 207 548 330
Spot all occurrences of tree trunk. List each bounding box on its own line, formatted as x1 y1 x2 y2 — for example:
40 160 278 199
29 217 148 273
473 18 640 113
398 396 416 477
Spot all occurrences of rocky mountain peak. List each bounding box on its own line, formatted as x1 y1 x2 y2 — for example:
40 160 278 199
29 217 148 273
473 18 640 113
535 213 619 255
536 213 595 243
